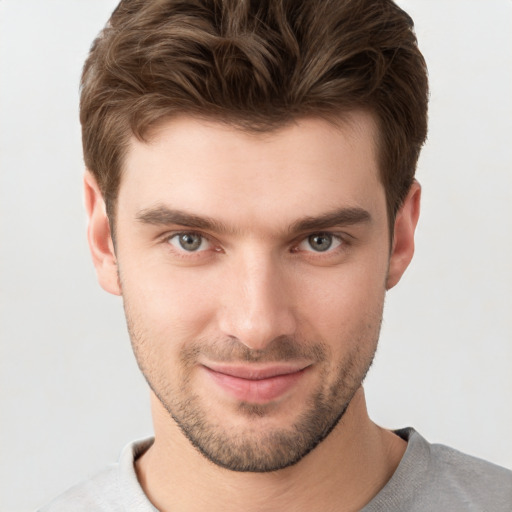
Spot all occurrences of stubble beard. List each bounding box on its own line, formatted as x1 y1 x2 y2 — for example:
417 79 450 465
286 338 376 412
162 355 371 473
125 307 381 473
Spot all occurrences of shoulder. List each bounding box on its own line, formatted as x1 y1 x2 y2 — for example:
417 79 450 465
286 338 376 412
427 437 512 509
37 465 121 512
37 438 156 512
364 428 512 512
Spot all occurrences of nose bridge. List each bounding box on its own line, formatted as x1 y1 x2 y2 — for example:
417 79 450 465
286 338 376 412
217 247 296 350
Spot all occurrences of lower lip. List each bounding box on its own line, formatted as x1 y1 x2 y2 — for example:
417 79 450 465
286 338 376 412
203 367 307 404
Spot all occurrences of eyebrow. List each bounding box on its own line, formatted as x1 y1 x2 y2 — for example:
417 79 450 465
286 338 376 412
137 206 230 234
136 205 371 235
289 207 371 233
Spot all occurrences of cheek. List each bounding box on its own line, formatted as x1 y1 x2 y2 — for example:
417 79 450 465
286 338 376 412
296 259 387 340
118 237 389 348
119 260 219 343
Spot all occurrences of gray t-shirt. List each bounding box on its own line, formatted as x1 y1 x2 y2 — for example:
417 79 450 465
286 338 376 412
39 428 512 511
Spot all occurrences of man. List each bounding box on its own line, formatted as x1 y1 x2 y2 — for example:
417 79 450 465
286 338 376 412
40 0 512 510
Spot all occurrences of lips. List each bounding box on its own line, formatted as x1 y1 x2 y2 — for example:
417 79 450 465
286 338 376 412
201 363 310 404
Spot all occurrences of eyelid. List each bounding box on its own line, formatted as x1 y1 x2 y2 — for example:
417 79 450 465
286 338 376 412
304 233 340 249
293 231 350 254
163 230 218 253
159 229 351 255
170 232 210 251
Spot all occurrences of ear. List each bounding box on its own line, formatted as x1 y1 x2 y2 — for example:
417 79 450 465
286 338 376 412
386 181 421 290
84 171 121 295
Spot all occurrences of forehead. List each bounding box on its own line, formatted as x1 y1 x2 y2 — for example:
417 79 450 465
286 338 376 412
118 113 386 231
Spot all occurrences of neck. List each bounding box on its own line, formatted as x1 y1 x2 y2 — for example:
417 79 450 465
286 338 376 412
136 388 405 512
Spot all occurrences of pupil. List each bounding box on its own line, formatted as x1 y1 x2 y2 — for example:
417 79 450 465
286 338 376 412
180 234 201 251
309 234 332 252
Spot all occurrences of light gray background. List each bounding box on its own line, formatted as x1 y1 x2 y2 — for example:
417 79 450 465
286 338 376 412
1 1 511 511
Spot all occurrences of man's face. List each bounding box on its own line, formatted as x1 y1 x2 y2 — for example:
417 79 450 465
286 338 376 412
89 113 414 472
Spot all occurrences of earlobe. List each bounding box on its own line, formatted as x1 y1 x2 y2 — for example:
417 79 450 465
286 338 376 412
84 171 121 296
386 181 421 290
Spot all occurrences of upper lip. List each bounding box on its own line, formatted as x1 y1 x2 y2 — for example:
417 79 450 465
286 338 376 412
201 363 310 380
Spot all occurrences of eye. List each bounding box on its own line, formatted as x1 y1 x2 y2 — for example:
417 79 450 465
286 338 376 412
297 233 342 253
168 232 211 252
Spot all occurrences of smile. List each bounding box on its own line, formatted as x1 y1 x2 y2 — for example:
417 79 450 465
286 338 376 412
201 363 311 404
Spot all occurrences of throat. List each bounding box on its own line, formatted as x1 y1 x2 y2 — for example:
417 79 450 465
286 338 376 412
135 388 406 512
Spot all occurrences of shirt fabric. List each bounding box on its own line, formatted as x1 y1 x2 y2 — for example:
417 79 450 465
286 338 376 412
39 428 512 511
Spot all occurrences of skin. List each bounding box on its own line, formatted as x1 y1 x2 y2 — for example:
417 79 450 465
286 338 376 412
85 112 420 511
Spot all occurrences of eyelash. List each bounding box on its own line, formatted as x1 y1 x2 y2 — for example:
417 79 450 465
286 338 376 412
161 231 350 258
293 232 345 254
163 231 218 258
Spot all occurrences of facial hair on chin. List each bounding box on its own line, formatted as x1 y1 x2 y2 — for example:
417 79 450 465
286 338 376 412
126 314 380 473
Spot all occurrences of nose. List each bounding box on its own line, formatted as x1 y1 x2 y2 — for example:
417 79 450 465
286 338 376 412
217 250 297 351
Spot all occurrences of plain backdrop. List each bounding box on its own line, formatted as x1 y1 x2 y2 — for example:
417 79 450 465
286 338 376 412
0 1 511 511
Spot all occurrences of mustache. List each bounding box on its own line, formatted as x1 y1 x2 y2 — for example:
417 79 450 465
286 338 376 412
181 335 328 365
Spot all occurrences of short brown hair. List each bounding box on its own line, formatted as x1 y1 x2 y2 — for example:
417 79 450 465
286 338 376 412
80 0 428 227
